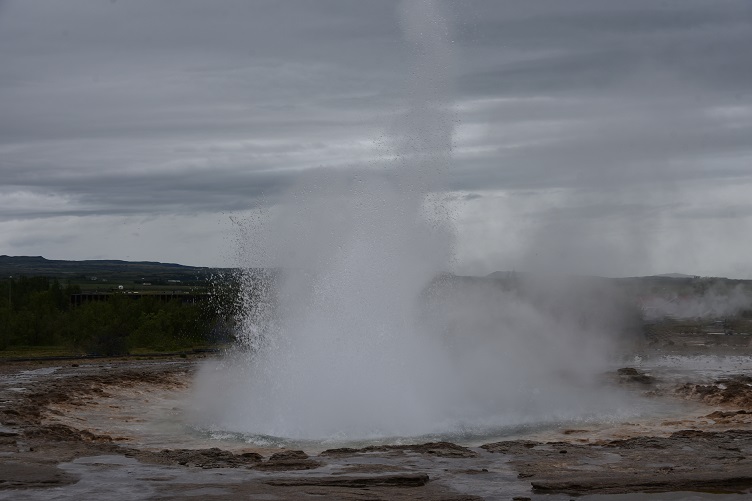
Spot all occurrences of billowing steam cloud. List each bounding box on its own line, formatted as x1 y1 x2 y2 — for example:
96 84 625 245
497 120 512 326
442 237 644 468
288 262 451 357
191 0 640 442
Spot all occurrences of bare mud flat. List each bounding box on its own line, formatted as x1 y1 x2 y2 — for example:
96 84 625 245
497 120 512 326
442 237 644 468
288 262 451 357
1 345 751 500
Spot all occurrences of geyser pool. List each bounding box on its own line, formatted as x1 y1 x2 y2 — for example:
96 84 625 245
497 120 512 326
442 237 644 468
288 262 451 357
191 0 642 442
191 274 647 442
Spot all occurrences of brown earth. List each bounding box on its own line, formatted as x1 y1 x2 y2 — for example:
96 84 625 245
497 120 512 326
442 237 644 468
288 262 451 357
0 355 751 499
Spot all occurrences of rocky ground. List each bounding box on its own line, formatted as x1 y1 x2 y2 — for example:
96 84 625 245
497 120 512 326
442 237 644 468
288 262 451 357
0 346 751 500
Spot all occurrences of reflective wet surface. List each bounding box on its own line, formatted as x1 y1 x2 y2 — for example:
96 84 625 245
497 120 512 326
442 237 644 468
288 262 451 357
0 356 750 500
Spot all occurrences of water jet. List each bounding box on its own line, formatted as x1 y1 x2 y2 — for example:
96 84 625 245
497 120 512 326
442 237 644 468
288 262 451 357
192 0 645 444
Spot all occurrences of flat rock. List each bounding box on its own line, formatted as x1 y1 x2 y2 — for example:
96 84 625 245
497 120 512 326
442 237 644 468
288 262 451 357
255 450 321 471
321 441 477 458
532 472 752 495
265 472 430 488
0 461 78 489
148 447 263 468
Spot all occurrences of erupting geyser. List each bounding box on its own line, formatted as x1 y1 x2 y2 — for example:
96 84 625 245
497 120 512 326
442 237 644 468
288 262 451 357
192 0 638 442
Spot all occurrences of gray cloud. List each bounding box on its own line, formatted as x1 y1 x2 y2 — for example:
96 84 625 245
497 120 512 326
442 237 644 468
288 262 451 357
0 0 751 276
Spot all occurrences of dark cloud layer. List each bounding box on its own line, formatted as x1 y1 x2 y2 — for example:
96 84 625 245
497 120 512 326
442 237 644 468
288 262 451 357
0 0 751 275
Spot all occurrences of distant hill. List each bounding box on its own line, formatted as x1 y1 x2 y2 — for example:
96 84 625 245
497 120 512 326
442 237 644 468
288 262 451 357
651 273 697 279
485 270 608 281
484 270 752 296
0 255 219 284
487 270 708 281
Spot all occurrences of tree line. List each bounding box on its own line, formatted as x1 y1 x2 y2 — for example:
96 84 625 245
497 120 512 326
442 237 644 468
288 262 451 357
0 276 234 355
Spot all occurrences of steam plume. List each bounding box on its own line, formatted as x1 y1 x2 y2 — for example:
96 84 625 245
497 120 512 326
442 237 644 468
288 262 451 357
192 0 638 442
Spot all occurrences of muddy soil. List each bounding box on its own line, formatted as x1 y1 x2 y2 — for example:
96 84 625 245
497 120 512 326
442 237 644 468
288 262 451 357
0 354 751 500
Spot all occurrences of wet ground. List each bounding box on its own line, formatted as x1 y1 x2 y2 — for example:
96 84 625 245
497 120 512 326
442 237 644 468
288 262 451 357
0 344 751 500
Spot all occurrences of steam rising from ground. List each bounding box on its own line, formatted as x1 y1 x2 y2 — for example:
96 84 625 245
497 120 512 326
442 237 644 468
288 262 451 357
642 285 752 321
193 1 639 441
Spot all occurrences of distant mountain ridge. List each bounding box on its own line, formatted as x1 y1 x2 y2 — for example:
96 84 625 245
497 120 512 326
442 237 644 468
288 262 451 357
486 270 726 280
0 255 214 281
652 273 697 279
0 256 735 283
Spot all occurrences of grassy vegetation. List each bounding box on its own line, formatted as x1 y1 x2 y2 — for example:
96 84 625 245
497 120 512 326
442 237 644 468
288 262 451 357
0 275 236 358
0 345 89 359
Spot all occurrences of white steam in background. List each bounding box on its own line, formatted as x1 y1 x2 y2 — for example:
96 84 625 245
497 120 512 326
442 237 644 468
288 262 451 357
192 0 642 442
642 284 752 321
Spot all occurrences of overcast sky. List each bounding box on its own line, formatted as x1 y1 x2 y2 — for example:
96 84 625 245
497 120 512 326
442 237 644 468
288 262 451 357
1 0 751 277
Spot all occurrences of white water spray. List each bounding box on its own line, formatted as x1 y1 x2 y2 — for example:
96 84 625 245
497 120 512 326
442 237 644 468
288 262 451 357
193 0 638 442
